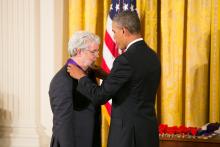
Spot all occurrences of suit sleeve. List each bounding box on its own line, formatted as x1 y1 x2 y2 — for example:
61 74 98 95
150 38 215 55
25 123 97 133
49 77 74 126
77 55 132 105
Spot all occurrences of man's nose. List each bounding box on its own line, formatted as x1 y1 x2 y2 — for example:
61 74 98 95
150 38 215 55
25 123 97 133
93 52 99 58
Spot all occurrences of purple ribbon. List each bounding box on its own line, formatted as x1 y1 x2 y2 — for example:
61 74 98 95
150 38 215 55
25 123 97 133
66 58 83 70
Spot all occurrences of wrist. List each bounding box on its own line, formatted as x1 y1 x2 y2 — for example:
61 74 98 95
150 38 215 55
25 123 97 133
79 73 86 79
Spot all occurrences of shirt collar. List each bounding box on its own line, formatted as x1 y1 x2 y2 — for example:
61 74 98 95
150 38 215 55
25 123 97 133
125 38 143 51
66 58 84 71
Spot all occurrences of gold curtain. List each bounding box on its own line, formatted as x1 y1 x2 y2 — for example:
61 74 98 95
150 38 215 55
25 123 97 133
210 0 220 123
67 0 220 147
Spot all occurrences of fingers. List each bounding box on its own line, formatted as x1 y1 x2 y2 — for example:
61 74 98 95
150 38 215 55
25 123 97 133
67 67 70 73
67 64 75 73
67 65 72 72
67 63 74 68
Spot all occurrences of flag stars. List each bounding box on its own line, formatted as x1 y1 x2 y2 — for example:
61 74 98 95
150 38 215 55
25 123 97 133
130 4 135 11
123 3 129 11
116 3 120 12
110 4 113 10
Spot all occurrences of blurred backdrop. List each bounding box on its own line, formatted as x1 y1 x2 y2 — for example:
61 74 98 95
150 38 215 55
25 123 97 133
0 0 219 147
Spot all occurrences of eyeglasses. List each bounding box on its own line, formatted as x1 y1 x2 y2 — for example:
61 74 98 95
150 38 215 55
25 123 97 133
86 50 99 56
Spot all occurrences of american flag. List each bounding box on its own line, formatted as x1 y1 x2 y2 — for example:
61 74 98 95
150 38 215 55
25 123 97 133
101 0 137 122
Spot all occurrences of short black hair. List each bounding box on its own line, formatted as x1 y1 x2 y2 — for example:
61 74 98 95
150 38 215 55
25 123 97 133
113 11 141 34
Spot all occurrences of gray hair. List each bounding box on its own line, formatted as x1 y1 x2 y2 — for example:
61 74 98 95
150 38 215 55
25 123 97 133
113 11 141 34
68 31 100 56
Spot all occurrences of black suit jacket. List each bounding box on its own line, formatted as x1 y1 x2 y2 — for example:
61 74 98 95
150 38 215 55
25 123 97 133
49 64 100 147
77 40 161 147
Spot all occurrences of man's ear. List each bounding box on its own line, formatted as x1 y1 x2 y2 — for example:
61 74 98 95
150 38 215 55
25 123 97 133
123 27 130 36
123 27 129 35
76 48 81 55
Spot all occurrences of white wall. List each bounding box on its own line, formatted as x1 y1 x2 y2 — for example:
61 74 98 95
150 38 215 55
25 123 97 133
39 0 64 146
0 0 65 146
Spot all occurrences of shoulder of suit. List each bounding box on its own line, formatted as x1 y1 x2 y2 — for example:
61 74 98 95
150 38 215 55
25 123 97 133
51 65 73 83
129 40 146 48
114 54 129 65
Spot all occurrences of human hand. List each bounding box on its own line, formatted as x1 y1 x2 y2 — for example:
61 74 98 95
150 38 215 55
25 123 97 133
67 64 86 80
90 64 109 79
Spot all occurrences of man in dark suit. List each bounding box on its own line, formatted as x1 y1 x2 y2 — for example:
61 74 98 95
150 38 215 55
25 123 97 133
67 11 161 147
49 31 101 147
